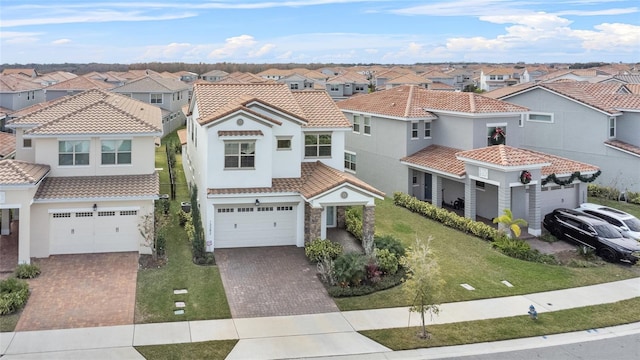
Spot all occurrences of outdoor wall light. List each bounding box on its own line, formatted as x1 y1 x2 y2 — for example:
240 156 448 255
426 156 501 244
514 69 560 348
93 203 98 212
255 199 260 207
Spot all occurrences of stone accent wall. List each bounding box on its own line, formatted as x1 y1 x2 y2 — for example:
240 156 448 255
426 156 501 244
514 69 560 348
336 206 346 229
305 205 323 244
362 205 375 255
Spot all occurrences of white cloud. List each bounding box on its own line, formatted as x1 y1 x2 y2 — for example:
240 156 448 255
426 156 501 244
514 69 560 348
52 38 71 45
208 35 258 59
574 22 640 50
249 44 276 58
1 10 197 27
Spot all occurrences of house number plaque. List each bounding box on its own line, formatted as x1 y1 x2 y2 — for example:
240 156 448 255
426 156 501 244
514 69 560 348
478 167 488 179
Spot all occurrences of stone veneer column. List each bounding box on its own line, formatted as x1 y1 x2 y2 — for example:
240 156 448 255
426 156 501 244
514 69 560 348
528 184 542 236
497 184 511 236
432 175 443 208
362 205 375 255
306 206 323 244
336 206 346 229
464 177 476 220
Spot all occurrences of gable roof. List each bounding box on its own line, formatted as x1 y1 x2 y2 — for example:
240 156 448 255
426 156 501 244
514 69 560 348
0 74 43 92
0 160 50 185
208 161 384 199
44 76 115 91
386 73 432 85
112 75 189 93
337 85 526 119
292 91 351 128
401 145 466 177
8 89 162 136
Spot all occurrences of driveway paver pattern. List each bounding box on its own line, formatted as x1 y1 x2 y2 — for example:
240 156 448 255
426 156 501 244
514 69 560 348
215 246 339 318
15 252 138 331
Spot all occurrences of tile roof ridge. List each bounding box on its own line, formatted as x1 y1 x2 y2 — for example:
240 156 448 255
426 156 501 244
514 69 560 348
404 85 415 117
13 88 107 123
468 92 477 112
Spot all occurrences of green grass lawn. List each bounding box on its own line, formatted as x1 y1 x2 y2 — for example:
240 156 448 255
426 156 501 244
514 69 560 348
135 340 238 360
588 196 640 218
135 129 231 323
335 198 638 311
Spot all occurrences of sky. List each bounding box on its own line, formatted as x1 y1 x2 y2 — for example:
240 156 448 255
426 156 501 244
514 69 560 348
1 0 639 65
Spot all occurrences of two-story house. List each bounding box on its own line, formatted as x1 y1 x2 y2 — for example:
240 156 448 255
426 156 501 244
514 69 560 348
0 74 46 112
486 81 640 193
2 89 162 264
182 83 384 252
44 75 115 101
337 85 600 236
112 76 189 135
325 72 369 100
200 70 229 82
479 68 519 91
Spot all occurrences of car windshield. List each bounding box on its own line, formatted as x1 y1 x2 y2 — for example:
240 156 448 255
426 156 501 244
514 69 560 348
594 224 623 238
623 218 640 232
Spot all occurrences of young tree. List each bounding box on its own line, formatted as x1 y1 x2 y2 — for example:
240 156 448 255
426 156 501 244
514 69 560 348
400 236 444 339
493 209 528 238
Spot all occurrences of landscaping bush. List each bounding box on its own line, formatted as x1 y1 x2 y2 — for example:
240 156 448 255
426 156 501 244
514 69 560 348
0 278 29 315
156 232 166 257
374 248 399 275
491 236 558 264
345 207 363 241
304 238 343 263
374 234 406 258
588 184 640 205
14 263 40 279
333 253 367 287
327 268 405 297
178 209 191 227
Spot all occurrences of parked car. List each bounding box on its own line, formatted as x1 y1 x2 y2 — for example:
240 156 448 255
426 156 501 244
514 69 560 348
543 208 640 264
575 203 640 241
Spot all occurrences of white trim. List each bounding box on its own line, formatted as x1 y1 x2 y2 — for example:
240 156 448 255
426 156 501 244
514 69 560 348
340 109 436 121
458 157 551 171
468 175 501 186
0 204 22 209
604 143 640 158
608 117 616 138
402 162 465 180
527 112 554 123
422 109 527 118
486 122 508 127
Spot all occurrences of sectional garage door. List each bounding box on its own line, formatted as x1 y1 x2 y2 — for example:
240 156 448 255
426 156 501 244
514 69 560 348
214 204 297 248
540 185 578 218
50 210 140 254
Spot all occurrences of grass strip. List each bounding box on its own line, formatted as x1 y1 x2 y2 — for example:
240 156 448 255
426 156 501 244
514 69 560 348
135 339 238 360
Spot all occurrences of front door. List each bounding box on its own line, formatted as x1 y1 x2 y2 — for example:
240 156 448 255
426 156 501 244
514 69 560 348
424 173 433 201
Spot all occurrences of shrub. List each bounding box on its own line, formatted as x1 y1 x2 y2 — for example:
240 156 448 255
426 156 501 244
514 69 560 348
374 234 406 258
178 209 191 227
327 268 405 297
305 238 343 263
156 232 166 257
0 277 29 315
365 260 382 284
375 248 399 275
345 207 363 241
14 263 40 279
333 253 367 287
491 236 558 264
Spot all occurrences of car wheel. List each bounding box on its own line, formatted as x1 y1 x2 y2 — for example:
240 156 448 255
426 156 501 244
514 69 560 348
600 248 619 263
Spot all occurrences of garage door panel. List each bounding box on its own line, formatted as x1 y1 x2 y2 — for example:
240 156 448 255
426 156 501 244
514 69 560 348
51 212 95 254
214 205 296 248
94 211 139 253
540 185 578 217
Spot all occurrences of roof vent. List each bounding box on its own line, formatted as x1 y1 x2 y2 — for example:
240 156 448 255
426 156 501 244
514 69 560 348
391 102 396 106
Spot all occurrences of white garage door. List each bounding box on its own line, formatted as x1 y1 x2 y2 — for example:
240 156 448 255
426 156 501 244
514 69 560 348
50 210 140 255
540 185 578 218
214 204 297 248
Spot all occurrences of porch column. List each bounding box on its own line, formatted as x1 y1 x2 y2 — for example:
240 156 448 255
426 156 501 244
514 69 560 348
528 184 542 236
17 208 30 264
432 175 443 208
362 205 375 255
1 209 10 235
497 185 511 236
464 177 476 220
336 206 346 229
305 205 323 244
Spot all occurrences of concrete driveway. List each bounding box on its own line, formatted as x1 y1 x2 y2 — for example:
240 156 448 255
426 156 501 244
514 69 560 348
15 252 138 331
215 246 339 318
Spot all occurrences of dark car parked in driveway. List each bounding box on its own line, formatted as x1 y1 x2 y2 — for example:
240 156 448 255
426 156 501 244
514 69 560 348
543 208 640 264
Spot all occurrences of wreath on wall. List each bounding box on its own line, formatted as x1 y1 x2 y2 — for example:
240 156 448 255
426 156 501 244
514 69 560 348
489 127 506 145
520 170 532 184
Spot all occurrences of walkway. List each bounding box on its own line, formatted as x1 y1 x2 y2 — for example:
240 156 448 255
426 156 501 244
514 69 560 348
1 277 638 359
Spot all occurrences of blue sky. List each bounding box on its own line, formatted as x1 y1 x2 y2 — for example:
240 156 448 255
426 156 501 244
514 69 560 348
1 0 639 64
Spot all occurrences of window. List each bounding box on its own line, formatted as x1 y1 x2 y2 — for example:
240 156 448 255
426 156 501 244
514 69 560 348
411 122 419 139
424 122 431 138
355 85 365 91
27 91 35 100
363 116 371 135
23 139 32 148
101 140 132 165
609 117 616 138
496 75 504 80
58 140 90 166
224 141 255 169
344 152 356 172
476 181 486 190
276 137 292 150
487 126 506 146
489 75 496 80
528 113 553 123
330 85 339 92
150 94 162 104
352 115 361 133
290 83 299 90
305 134 331 157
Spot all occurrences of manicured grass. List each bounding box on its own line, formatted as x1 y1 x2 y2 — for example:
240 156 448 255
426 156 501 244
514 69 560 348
135 129 231 323
0 311 20 332
334 198 638 311
135 340 238 360
361 296 640 350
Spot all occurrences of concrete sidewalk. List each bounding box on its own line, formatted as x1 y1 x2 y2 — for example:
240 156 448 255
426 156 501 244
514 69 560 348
1 277 638 360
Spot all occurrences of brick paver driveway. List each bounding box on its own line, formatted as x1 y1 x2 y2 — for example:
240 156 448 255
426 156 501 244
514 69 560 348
215 246 339 318
15 252 138 331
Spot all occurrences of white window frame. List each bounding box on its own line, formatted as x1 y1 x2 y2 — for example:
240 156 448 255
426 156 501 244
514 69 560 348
344 151 356 173
527 112 554 123
101 139 132 165
304 133 332 158
58 140 90 166
411 122 419 139
608 117 616 138
424 122 431 138
363 116 371 135
224 141 256 169
276 136 292 151
353 115 361 133
150 93 163 104
22 138 32 148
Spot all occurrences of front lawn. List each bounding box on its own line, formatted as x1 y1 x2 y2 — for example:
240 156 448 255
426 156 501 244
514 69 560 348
135 340 238 360
335 198 638 311
135 129 231 323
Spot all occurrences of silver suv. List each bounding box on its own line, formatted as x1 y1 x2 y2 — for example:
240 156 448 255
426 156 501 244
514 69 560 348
575 203 640 241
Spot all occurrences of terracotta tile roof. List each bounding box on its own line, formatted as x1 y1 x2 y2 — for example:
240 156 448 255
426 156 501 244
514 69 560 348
218 130 264 137
456 145 550 168
208 161 384 199
217 72 273 84
0 132 16 158
430 82 455 91
2 69 37 77
0 160 50 185
401 145 465 177
112 75 189 92
605 140 640 157
0 74 43 92
387 73 432 85
34 173 159 200
177 129 187 146
535 149 599 176
292 91 351 128
483 68 516 76
7 96 72 119
9 89 162 136
626 84 640 95
44 76 114 91
337 85 526 118
326 71 368 84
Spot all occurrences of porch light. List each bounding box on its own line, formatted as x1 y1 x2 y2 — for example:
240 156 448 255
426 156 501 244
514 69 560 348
93 204 97 212
255 199 260 207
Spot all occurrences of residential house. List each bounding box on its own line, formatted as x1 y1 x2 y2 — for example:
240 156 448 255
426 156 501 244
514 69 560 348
217 72 272 84
2 69 38 78
200 70 229 82
44 76 115 101
486 81 640 193
337 85 600 236
325 72 369 100
384 74 432 90
112 75 189 135
0 74 46 111
279 73 317 91
183 83 384 251
33 71 77 87
2 89 162 264
479 68 519 91
422 70 456 88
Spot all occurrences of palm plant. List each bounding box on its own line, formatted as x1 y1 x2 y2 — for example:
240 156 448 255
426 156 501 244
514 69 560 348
493 209 528 238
